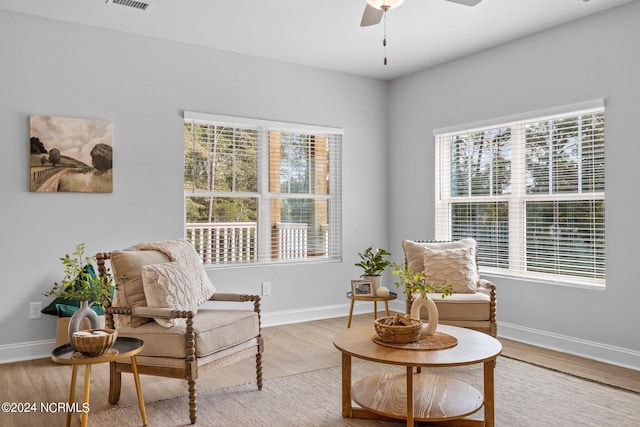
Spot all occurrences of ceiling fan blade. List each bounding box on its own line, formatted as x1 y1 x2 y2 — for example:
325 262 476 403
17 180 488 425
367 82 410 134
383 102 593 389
360 4 384 27
445 0 483 6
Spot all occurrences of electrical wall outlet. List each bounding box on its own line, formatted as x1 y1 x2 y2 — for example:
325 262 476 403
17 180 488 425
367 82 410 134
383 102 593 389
29 302 42 319
261 281 271 296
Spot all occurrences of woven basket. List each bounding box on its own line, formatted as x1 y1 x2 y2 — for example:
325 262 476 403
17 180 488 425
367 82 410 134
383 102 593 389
72 329 118 357
374 317 422 344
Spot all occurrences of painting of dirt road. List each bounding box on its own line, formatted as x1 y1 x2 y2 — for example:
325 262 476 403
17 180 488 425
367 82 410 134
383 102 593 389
29 115 113 192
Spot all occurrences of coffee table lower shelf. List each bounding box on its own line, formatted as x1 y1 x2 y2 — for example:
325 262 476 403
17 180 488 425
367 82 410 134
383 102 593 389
351 371 484 423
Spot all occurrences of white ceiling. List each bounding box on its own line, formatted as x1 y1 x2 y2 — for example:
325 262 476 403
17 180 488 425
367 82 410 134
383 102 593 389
0 0 635 80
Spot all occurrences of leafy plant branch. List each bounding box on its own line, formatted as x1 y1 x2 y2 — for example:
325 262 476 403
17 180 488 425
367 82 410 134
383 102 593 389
44 243 116 307
390 262 452 298
355 245 392 276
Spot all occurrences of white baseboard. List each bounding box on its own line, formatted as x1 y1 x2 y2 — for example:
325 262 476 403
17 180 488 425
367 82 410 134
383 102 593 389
261 300 406 328
498 321 640 371
0 339 57 364
0 301 406 364
5 303 637 371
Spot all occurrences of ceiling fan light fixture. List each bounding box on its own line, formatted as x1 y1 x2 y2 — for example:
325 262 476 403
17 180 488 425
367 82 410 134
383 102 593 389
366 0 405 11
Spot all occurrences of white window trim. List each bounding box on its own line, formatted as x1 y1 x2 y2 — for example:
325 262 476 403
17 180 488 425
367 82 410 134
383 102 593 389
185 112 344 137
434 100 605 288
433 99 604 136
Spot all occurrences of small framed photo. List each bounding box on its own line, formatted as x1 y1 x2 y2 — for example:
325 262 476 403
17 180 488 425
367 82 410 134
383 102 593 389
351 279 373 296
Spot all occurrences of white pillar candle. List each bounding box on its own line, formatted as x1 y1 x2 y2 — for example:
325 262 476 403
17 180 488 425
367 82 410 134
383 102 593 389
376 286 390 297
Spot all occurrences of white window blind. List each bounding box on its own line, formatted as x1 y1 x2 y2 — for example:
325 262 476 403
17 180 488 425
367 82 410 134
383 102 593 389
435 103 605 286
184 112 342 267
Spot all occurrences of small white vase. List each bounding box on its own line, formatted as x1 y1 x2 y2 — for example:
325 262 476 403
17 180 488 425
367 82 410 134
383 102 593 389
68 300 101 350
410 292 439 336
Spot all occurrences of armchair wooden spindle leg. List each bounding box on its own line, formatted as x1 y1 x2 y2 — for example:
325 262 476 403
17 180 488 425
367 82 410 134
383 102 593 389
256 352 263 390
188 379 197 424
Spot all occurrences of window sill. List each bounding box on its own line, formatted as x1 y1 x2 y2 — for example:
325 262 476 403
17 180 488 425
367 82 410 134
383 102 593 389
480 269 606 291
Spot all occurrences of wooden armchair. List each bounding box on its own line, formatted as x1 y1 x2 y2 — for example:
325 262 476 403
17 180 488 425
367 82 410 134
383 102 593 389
96 242 263 425
403 239 497 337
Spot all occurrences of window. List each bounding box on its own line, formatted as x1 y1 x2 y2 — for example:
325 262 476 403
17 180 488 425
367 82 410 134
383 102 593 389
435 101 605 286
184 112 342 267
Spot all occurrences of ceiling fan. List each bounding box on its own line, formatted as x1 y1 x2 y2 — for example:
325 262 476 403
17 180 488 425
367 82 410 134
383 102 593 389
361 0 483 27
361 0 482 65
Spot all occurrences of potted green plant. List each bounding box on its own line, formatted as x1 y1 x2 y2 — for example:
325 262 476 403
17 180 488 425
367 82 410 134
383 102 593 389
355 245 392 292
44 243 116 347
390 262 451 336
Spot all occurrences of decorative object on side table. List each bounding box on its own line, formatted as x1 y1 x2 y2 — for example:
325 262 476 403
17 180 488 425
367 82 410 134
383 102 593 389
72 328 118 357
390 262 451 336
44 243 116 350
375 286 390 297
351 279 374 296
354 245 392 293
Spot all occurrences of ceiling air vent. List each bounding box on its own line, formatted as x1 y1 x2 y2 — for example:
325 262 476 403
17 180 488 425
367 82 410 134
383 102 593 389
106 0 153 11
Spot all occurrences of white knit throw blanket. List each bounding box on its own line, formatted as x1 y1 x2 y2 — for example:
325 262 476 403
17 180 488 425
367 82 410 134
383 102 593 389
135 239 205 270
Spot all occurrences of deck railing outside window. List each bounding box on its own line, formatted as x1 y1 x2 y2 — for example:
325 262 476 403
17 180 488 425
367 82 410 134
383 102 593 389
186 222 257 264
275 222 308 259
186 222 328 264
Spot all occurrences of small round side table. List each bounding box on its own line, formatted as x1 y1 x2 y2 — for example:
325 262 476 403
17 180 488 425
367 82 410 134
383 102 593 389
346 291 397 328
51 336 147 427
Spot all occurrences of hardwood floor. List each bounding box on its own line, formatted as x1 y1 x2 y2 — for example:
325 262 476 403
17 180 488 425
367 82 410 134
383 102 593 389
498 337 640 393
1 313 638 426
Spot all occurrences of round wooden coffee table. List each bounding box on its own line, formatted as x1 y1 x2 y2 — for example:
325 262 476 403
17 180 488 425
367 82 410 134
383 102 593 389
334 324 502 427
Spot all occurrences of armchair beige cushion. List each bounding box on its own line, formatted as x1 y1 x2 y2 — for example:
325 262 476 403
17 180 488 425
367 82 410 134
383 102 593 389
425 292 490 321
402 238 497 336
110 249 170 327
113 308 259 359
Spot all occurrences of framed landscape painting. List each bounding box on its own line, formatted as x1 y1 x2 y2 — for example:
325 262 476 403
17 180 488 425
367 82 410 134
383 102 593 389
29 115 113 192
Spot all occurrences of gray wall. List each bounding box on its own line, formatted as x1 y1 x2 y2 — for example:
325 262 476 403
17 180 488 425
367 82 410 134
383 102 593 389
0 10 391 359
389 1 640 368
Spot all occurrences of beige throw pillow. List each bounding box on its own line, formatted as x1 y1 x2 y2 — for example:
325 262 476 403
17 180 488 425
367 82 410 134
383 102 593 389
423 246 478 293
142 260 216 328
110 250 171 327
402 238 477 274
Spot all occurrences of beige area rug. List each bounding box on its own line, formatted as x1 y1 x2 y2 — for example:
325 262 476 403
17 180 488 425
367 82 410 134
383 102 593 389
90 356 639 427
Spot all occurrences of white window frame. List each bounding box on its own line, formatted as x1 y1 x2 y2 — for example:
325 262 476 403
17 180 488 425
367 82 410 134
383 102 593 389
184 111 343 268
434 100 605 288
